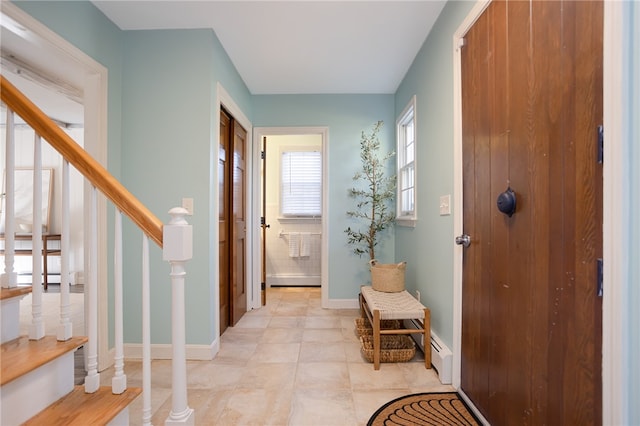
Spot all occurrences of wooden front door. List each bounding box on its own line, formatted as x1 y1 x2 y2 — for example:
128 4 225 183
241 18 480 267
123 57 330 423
219 108 248 333
460 1 603 424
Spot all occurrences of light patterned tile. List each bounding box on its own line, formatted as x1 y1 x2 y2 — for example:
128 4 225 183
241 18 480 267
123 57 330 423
302 328 345 343
268 316 306 328
299 342 347 363
187 362 246 390
237 362 297 390
348 362 410 390
216 387 293 426
304 316 342 329
260 327 304 343
295 362 350 390
234 314 271 329
212 342 258 365
249 343 301 363
289 388 358 426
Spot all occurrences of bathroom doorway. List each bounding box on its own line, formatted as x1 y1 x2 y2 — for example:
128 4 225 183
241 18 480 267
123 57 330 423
252 127 328 308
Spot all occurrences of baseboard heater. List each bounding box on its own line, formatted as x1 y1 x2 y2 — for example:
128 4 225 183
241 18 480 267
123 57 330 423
404 319 453 384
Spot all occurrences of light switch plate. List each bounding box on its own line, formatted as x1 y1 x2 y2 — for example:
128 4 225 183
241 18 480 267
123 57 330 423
182 197 194 215
439 195 451 216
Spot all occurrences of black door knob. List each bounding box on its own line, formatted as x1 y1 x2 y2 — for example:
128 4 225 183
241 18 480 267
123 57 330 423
497 187 516 217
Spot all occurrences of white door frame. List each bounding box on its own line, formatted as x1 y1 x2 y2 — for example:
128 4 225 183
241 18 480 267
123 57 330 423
251 127 329 308
1 3 110 370
451 1 627 424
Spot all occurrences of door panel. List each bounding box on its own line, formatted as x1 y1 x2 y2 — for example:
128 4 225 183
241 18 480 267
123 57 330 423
231 120 247 325
261 136 267 306
460 1 603 424
219 110 231 334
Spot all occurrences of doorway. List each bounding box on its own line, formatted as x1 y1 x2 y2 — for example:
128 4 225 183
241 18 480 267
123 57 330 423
252 128 329 309
456 1 603 424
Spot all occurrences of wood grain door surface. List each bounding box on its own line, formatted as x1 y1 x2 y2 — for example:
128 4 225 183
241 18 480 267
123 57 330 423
219 110 231 334
219 109 248 332
231 120 247 325
460 1 603 424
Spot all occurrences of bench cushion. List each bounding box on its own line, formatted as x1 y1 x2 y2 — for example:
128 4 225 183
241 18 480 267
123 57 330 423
360 285 426 320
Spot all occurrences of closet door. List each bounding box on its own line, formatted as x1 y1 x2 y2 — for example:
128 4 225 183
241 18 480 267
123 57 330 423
231 120 247 325
219 110 231 334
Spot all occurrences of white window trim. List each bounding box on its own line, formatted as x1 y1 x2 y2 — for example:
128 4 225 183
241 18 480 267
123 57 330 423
396 95 417 227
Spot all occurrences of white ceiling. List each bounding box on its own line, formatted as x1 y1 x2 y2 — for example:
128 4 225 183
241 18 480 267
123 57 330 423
92 1 446 94
1 1 446 126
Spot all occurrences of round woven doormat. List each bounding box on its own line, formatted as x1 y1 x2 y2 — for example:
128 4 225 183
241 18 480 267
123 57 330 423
367 392 480 426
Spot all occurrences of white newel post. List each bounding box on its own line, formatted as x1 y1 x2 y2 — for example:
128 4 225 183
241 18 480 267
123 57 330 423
163 207 194 425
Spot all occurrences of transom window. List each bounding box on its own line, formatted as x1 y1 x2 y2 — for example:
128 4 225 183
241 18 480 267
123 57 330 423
396 96 417 226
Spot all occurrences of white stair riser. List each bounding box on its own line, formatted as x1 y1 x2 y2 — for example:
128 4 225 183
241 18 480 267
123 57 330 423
1 296 26 344
107 407 130 426
1 352 74 425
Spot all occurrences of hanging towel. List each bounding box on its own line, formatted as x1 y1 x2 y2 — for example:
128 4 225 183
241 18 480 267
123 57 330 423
288 232 300 257
299 232 311 257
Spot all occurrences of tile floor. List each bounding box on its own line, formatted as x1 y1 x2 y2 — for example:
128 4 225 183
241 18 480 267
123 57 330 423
101 287 454 425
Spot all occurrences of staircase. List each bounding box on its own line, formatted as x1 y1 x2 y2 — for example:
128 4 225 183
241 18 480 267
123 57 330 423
1 74 194 424
1 288 141 425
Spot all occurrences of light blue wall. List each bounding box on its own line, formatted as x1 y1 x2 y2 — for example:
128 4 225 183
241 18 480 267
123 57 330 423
119 27 252 345
627 2 639 423
119 29 217 344
393 1 474 348
253 95 395 299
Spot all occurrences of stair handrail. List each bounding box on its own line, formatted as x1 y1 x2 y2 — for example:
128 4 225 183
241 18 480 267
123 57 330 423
0 75 163 247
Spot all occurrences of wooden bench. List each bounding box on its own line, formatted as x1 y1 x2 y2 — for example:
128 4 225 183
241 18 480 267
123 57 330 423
359 285 431 370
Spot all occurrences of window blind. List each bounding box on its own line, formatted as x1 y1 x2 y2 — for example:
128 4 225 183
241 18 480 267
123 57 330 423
281 151 322 216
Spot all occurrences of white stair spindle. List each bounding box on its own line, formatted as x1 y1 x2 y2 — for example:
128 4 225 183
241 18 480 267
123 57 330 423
84 186 100 393
2 108 17 288
112 211 127 394
163 207 194 425
58 159 72 340
142 234 152 426
29 134 44 340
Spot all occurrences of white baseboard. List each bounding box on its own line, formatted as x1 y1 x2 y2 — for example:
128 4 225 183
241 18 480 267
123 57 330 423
123 338 219 361
267 275 321 286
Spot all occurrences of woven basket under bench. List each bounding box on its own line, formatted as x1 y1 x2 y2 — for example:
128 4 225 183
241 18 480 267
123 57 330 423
354 317 400 337
360 335 416 363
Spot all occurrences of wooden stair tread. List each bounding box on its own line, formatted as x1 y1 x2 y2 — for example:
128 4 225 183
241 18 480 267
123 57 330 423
23 385 142 426
1 335 87 386
0 285 32 300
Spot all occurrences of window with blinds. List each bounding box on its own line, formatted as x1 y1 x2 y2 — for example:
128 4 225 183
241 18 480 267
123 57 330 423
281 150 322 217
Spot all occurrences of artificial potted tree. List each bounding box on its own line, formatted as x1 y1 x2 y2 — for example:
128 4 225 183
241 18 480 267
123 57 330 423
345 121 405 292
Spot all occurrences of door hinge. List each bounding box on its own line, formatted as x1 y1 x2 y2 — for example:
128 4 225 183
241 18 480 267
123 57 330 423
597 258 603 297
261 281 266 291
261 150 265 160
597 125 604 164
260 216 266 225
